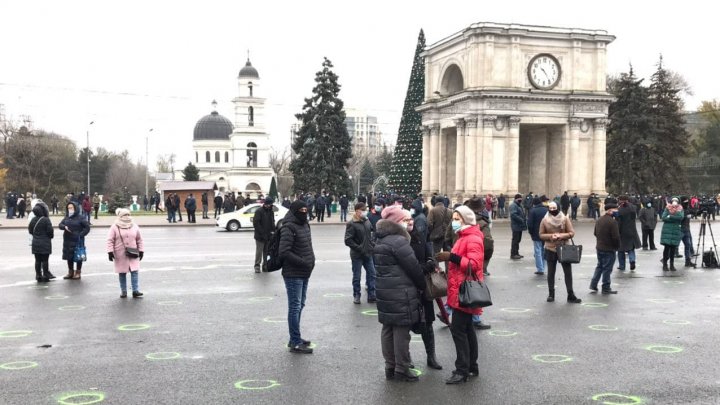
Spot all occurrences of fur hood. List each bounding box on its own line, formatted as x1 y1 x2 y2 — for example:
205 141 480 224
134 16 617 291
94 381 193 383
375 219 410 241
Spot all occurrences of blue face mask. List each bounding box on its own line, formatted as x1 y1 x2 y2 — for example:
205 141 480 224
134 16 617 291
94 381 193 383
451 220 462 233
612 211 620 218
374 205 382 212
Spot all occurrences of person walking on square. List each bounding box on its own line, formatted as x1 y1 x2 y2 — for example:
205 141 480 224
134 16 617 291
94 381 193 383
497 193 506 218
253 197 276 273
339 194 349 222
213 193 223 218
29 202 54 282
570 193 581 221
59 201 90 280
92 192 101 220
174 193 183 222
344 202 376 304
509 194 527 260
315 193 325 222
590 199 620 294
616 195 641 272
201 192 209 219
527 196 548 275
435 205 484 384
280 200 316 354
660 197 683 271
325 193 333 219
679 196 695 267
428 201 452 256
165 193 176 223
50 195 59 216
374 205 426 382
639 202 658 251
184 194 197 223
107 208 144 298
540 201 581 303
560 191 570 216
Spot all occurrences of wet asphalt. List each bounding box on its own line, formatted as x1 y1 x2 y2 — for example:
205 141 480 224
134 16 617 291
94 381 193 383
1 220 720 405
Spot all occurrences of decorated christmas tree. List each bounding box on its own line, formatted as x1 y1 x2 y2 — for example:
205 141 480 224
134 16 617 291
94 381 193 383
388 29 425 197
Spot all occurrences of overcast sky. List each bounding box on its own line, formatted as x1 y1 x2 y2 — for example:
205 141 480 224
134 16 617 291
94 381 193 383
0 0 715 170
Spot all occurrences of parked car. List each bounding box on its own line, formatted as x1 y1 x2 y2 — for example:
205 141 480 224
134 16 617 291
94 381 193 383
216 203 287 231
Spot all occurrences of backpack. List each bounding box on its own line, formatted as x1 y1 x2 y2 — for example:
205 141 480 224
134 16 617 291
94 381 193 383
702 250 719 268
265 220 295 272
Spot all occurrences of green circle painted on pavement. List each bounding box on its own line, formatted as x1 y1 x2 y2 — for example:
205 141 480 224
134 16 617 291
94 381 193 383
662 280 685 285
157 301 182 306
361 309 378 316
662 320 691 325
501 308 531 313
532 354 573 363
45 295 68 300
644 344 683 354
248 297 274 302
489 330 518 337
588 325 619 331
0 330 32 338
117 324 150 331
646 298 676 304
591 393 643 404
262 316 286 323
0 361 38 370
145 352 181 360
234 379 281 390
581 302 608 308
410 367 423 377
28 285 49 290
323 293 346 298
56 391 106 405
284 342 317 350
58 305 86 311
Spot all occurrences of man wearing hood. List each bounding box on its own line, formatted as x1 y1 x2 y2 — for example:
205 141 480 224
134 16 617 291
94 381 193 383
29 202 55 282
253 197 276 273
344 202 376 304
58 201 91 280
280 200 316 354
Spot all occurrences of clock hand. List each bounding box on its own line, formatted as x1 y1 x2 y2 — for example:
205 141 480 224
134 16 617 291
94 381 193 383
540 67 550 81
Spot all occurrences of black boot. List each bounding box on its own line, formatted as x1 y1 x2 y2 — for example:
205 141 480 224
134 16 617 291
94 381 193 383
567 291 582 304
422 328 442 370
669 261 677 272
661 259 669 271
35 267 42 282
684 260 693 268
547 288 555 302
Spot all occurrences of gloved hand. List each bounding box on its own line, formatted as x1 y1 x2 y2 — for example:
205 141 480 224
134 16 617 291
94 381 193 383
139 251 144 261
108 252 114 262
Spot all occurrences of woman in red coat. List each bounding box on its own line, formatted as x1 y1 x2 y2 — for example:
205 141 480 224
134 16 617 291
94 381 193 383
435 205 484 385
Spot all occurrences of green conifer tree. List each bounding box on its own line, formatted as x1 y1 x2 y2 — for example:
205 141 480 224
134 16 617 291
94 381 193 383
268 176 278 200
182 162 199 181
290 58 352 195
388 29 425 197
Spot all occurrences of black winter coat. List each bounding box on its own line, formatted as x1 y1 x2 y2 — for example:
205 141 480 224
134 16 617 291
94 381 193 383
344 216 374 259
58 202 90 260
510 201 528 232
184 197 197 211
409 226 437 323
279 211 315 278
527 204 547 241
373 220 426 326
617 204 641 252
253 206 275 242
29 208 54 255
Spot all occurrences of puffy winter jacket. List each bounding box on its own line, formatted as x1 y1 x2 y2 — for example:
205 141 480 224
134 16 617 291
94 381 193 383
58 201 90 261
510 201 528 232
373 219 426 326
446 225 485 315
344 215 374 259
29 205 54 255
279 211 315 278
660 208 683 246
527 204 547 241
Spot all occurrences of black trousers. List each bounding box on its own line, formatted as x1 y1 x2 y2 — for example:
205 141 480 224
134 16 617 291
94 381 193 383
316 207 325 222
511 231 522 256
450 310 478 376
187 209 196 223
662 245 677 264
34 254 49 277
642 229 656 249
545 250 573 294
571 207 578 220
67 259 83 271
94 204 99 219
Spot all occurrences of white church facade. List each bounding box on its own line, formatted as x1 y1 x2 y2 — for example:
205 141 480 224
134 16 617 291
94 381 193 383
192 58 275 196
418 22 615 199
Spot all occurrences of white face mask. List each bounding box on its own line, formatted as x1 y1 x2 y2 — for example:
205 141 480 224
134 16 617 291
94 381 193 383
671 201 678 206
400 222 408 230
410 208 416 216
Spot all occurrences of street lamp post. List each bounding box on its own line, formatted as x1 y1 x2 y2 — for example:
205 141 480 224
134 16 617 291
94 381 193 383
87 121 94 195
146 129 153 201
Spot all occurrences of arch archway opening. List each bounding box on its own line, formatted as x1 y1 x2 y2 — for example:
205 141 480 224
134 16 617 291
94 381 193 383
440 64 464 95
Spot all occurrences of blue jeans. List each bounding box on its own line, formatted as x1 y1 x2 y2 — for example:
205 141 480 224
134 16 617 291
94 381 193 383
119 271 139 292
445 305 482 323
6 207 14 218
284 277 309 346
617 249 636 270
591 251 616 291
681 230 694 258
533 240 546 273
351 256 376 298
340 208 348 222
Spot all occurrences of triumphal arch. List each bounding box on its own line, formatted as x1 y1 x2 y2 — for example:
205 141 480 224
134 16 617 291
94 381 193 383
418 22 615 199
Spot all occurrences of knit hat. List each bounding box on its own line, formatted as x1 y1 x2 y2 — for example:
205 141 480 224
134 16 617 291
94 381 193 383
264 197 274 205
116 208 131 217
604 198 618 209
381 205 410 223
454 205 477 225
466 197 484 213
115 208 133 228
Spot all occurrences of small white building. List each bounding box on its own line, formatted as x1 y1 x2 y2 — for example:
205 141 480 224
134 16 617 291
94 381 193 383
192 58 275 197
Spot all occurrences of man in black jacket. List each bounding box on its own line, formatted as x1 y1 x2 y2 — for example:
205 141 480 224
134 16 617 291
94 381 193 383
253 198 276 273
184 194 197 223
570 193 581 221
279 200 315 354
560 191 570 216
213 193 223 218
201 192 209 219
616 195 641 271
344 202 376 304
591 200 620 294
174 193 183 222
339 195 349 222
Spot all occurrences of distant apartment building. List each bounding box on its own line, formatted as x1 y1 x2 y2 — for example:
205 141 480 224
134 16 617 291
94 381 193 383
290 108 384 158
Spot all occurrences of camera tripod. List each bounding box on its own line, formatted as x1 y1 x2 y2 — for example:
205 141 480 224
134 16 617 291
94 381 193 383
693 211 719 269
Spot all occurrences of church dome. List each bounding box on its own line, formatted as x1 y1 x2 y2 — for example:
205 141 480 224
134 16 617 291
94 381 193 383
193 111 233 141
238 58 259 79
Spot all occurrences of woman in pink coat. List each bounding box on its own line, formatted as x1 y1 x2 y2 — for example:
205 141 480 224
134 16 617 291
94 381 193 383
107 208 144 298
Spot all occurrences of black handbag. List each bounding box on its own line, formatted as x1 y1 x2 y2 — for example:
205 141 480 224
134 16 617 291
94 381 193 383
410 302 426 334
458 263 492 308
557 239 582 264
116 225 140 258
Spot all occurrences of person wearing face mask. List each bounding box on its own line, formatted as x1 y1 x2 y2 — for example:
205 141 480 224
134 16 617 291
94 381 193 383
368 198 386 236
435 205 485 384
590 199 620 294
509 193 527 260
527 196 549 275
540 202 580 303
339 194 349 222
373 205 426 382
279 200 316 354
58 201 91 280
344 202 377 304
107 208 144 298
660 197 684 271
639 202 658 251
29 202 54 282
253 198 276 273
616 195 642 272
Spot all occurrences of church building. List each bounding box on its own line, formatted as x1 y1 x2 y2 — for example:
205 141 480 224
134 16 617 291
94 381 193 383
192 58 275 196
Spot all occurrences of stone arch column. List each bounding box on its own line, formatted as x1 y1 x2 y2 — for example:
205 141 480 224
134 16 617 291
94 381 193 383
421 125 431 194
506 116 521 195
592 118 609 194
464 117 478 197
480 115 496 193
454 118 466 198
429 123 441 193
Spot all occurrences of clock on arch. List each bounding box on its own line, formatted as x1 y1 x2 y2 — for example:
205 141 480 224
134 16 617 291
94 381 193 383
528 53 561 90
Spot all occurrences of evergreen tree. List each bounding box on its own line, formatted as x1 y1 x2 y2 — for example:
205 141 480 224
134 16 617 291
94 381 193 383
647 56 690 192
268 176 278 200
389 29 425 196
290 58 352 195
606 65 652 194
360 158 376 194
106 189 131 214
182 162 199 181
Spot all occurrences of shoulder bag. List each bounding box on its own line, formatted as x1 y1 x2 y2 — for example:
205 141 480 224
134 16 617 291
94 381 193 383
458 263 493 308
116 225 140 258
425 270 447 298
558 238 582 264
28 217 43 246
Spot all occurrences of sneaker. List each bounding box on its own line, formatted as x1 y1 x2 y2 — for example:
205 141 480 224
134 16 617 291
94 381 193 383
473 321 491 330
534 271 545 275
630 262 636 270
286 339 311 348
353 295 361 304
510 255 523 260
289 344 313 354
120 291 127 298
601 289 618 295
132 291 144 298
589 285 598 292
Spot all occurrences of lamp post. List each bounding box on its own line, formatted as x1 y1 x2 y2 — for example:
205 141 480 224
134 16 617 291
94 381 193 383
146 128 153 201
87 121 94 195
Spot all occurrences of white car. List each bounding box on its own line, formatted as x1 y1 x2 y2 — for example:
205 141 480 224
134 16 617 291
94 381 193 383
216 203 288 231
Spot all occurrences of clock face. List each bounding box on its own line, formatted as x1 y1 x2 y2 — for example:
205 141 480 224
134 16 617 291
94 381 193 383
528 54 561 90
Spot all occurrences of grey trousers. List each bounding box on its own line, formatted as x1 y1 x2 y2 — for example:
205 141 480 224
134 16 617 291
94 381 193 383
381 324 411 374
255 239 268 270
